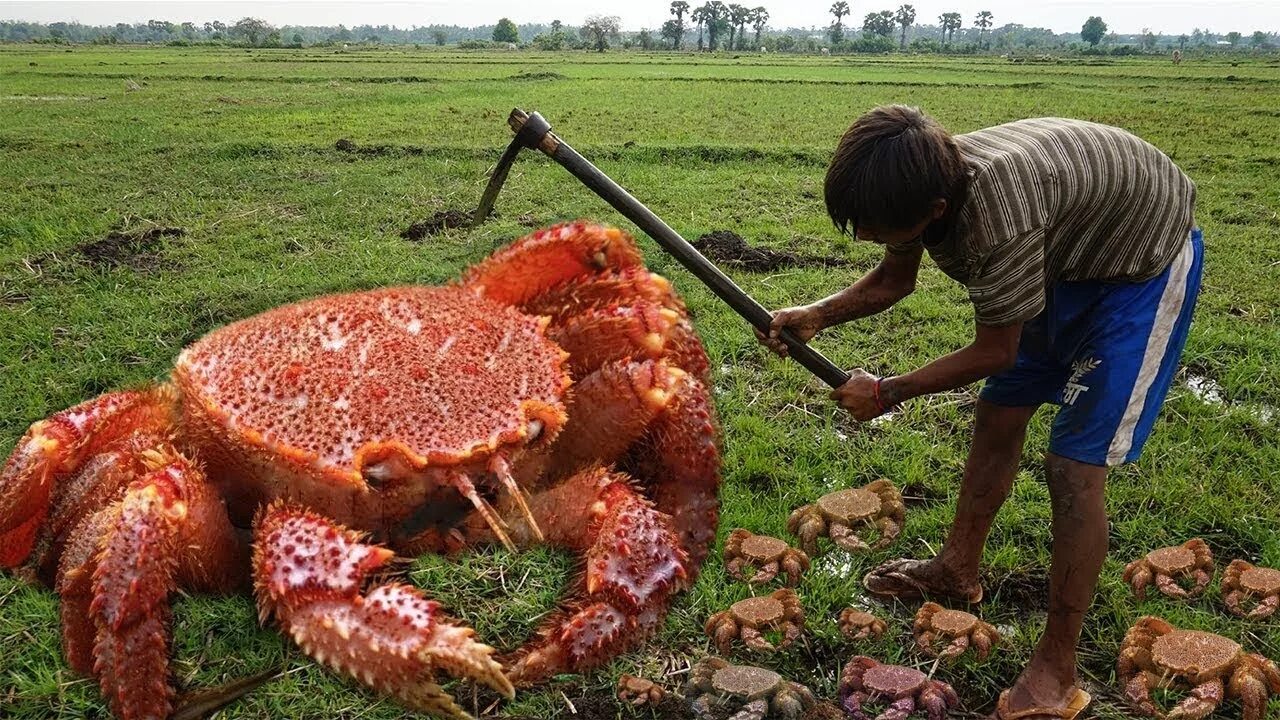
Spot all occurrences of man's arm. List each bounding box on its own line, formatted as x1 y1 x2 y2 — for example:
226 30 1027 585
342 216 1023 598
758 245 922 357
832 321 1023 419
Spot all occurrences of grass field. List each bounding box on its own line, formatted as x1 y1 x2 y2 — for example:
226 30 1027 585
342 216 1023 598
1 45 1279 719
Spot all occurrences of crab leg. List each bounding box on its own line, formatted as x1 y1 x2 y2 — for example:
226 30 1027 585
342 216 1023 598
253 502 513 720
489 456 542 543
0 386 175 567
450 471 515 552
461 222 643 306
548 302 681 378
504 468 687 685
1168 678 1223 720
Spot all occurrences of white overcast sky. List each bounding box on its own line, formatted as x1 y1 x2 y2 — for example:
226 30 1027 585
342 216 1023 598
2 1 1277 35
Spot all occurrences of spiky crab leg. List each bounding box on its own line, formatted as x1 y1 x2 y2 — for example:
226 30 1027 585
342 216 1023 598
253 503 512 720
504 468 687 685
1 387 175 568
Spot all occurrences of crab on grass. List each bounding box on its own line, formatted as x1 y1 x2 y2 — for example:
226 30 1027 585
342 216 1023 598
1118 616 1280 720
723 529 810 586
0 222 721 720
912 602 1000 662
1222 559 1280 620
786 479 904 556
705 589 805 654
1123 539 1214 600
685 657 816 720
839 609 889 641
838 655 959 720
616 674 665 706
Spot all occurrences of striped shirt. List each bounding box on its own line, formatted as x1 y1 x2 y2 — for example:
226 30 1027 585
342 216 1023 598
913 118 1197 326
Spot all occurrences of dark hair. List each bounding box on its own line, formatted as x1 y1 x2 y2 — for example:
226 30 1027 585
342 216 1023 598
824 105 967 235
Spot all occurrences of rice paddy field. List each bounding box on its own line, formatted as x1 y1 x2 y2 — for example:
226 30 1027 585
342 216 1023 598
1 45 1279 719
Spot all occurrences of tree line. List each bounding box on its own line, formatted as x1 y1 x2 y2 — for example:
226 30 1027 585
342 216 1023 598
1 9 1276 54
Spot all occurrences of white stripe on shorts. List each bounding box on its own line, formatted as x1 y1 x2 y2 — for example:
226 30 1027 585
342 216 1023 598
1105 237 1195 465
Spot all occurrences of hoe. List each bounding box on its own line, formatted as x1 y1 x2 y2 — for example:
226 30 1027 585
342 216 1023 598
474 108 851 389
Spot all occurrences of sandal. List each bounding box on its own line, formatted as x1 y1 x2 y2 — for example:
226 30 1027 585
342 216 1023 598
862 558 984 604
993 689 1092 720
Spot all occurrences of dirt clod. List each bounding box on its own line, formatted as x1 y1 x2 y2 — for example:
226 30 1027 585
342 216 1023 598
75 224 185 272
693 230 849 272
334 138 357 152
400 209 473 240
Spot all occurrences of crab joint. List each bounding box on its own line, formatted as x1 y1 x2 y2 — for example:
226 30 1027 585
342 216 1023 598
490 456 542 543
450 471 515 552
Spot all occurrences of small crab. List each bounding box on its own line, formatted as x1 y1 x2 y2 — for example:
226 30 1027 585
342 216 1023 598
838 656 959 720
724 529 810 586
705 589 805 653
617 674 665 706
913 602 1000 661
1118 616 1280 720
839 608 888 641
787 479 904 556
686 657 816 720
1223 559 1280 620
1123 539 1214 600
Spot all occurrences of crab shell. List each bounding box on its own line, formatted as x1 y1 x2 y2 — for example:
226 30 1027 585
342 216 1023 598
1118 616 1280 720
704 588 806 654
786 479 904 555
686 657 816 720
616 674 665 706
839 608 888 641
913 602 1001 662
723 528 810 586
0 222 722 720
1122 539 1214 600
1222 559 1280 619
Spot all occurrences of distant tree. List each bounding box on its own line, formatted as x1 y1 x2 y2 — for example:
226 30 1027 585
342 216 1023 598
703 2 729 50
974 10 993 46
829 1 851 44
692 5 708 50
492 17 519 43
637 28 656 49
551 19 563 33
291 31 304 45
1251 30 1268 49
894 4 916 49
939 12 962 45
180 21 196 39
1191 27 1206 46
750 7 770 48
730 4 750 49
661 19 683 48
863 10 895 38
581 14 621 52
232 17 272 46
1178 34 1189 50
669 1 689 48
431 29 447 45
1140 28 1158 50
1226 31 1241 46
1081 16 1107 47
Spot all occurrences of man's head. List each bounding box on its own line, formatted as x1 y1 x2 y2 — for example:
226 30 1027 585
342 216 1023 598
824 105 967 245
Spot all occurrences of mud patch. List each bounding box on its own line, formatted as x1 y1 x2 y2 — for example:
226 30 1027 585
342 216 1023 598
901 481 947 507
74 224 185 272
400 209 474 240
508 70 568 81
334 137 424 156
693 231 849 272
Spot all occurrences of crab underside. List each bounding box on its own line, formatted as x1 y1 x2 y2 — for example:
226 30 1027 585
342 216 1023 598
0 222 722 720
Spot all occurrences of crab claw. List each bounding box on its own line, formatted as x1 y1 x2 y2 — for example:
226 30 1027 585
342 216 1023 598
253 503 512 719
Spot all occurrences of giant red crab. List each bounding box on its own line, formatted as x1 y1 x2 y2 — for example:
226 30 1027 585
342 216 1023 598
0 222 721 720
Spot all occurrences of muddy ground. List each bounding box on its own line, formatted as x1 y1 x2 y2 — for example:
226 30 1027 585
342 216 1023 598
70 223 186 272
401 209 475 240
693 231 850 272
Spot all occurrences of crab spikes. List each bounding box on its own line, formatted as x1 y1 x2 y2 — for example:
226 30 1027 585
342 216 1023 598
450 471 515 553
489 456 542 544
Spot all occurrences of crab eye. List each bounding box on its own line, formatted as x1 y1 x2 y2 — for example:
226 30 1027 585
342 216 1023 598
591 250 608 269
526 419 544 443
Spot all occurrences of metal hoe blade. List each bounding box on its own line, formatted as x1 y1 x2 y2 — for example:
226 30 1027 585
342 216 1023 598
480 108 850 389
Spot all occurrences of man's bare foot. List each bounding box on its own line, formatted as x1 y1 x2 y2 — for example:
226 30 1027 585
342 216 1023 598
862 557 983 603
993 657 1090 719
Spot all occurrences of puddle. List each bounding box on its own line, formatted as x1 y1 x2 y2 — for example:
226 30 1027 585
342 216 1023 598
1185 374 1275 424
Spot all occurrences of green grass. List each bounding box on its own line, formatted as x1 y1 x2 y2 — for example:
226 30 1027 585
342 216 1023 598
1 45 1279 719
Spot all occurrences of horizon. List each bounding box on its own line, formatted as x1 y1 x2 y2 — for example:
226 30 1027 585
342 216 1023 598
3 1 1278 37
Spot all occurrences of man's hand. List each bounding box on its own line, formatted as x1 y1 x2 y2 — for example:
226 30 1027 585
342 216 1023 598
754 305 825 357
830 369 884 421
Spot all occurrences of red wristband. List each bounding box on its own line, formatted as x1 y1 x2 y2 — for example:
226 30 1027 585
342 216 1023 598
873 377 886 414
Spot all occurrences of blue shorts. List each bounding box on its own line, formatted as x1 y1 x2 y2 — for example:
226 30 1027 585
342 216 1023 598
980 229 1203 467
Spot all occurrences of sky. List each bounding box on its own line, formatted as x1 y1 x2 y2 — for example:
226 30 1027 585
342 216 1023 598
3 0 1277 36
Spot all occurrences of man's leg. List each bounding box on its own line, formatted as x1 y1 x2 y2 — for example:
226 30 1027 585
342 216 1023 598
1001 453 1108 716
865 399 1037 601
